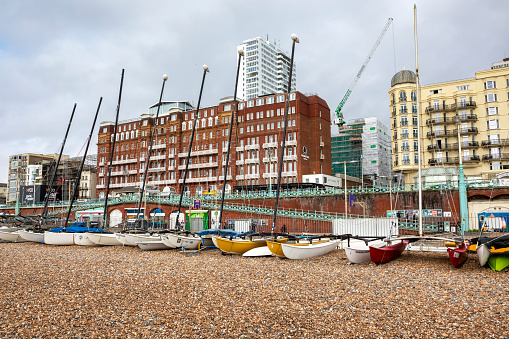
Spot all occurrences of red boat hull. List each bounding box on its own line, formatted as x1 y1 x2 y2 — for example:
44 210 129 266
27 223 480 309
369 240 409 264
447 242 468 268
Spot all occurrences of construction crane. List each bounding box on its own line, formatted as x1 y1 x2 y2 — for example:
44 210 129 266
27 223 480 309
334 18 393 129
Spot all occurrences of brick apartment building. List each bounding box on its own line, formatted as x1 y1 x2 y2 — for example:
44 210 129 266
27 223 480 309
96 91 331 198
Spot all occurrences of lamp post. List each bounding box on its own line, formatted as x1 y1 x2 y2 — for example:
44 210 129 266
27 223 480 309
455 112 468 234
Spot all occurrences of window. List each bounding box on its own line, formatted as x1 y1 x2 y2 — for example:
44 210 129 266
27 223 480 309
142 120 148 126
401 128 408 139
412 116 418 126
238 103 245 110
487 107 499 116
485 93 497 102
412 103 417 113
182 122 186 130
484 80 496 89
224 104 231 111
289 93 296 100
490 162 501 170
247 100 254 108
414 154 419 164
433 101 440 110
102 127 108 133
277 95 285 103
414 140 418 151
399 91 407 102
266 97 274 104
256 98 264 106
400 104 407 113
402 154 410 165
401 116 408 126
487 119 499 130
430 89 442 94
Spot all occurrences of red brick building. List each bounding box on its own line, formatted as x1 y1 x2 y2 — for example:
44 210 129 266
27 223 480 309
96 91 331 198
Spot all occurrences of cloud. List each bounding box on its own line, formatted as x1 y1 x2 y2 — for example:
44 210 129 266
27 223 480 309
0 0 508 183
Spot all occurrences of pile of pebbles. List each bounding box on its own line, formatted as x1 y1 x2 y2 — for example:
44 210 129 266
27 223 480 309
1 242 507 338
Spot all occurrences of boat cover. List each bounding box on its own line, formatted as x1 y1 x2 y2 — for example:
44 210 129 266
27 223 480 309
486 235 509 249
49 226 105 233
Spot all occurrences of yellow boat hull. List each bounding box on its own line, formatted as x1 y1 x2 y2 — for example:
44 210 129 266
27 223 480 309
214 237 267 254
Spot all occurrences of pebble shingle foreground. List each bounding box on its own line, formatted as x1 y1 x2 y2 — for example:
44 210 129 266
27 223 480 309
1 242 508 338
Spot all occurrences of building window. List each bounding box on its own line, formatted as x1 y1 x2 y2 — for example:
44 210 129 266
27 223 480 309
485 93 497 102
289 93 296 100
224 104 231 111
399 91 407 102
247 100 254 108
456 85 470 91
256 98 264 106
277 95 285 103
414 154 419 164
402 128 408 139
484 80 496 89
400 104 407 114
400 116 408 126
490 162 501 170
487 119 499 130
413 140 418 151
412 103 417 114
486 107 499 116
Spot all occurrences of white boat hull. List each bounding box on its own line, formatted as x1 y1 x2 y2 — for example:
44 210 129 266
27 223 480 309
0 231 27 243
18 230 44 243
345 240 384 264
161 233 201 250
243 246 273 257
282 240 339 260
115 233 136 246
124 233 159 245
44 231 75 245
477 244 491 267
87 233 122 246
74 233 98 246
136 241 170 251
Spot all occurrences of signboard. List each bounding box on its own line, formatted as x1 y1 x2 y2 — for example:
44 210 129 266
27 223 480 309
193 199 201 209
20 185 61 204
386 209 443 218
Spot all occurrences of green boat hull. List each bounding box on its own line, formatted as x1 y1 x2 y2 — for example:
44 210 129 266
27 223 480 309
488 254 509 272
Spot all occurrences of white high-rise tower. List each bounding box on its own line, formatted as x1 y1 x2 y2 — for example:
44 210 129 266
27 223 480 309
237 37 297 100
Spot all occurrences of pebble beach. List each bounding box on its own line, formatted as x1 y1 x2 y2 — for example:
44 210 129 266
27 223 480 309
1 242 508 338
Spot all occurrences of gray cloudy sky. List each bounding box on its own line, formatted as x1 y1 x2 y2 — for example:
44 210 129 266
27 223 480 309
1 0 508 182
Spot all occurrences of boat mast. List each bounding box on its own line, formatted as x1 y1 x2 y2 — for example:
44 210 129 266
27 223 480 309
414 5 424 237
175 65 210 229
218 49 244 229
40 103 77 226
103 69 125 228
135 74 168 228
63 97 102 230
271 34 299 235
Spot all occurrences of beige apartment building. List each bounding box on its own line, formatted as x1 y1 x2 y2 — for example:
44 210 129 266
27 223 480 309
390 59 509 185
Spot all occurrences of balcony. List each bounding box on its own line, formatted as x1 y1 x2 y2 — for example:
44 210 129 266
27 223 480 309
282 171 298 177
96 184 105 189
262 172 278 179
263 142 278 148
283 154 298 161
454 127 478 135
150 154 167 161
148 167 165 173
401 146 410 151
99 161 105 166
178 148 218 158
236 175 244 180
459 114 477 122
400 121 408 126
427 130 455 138
245 158 260 164
482 153 509 161
401 133 409 139
151 144 166 150
148 180 166 185
236 159 244 165
110 171 125 176
167 166 175 171
402 159 410 165
99 173 104 177
320 141 324 147
425 117 455 125
244 174 259 180
424 103 456 113
218 175 233 181
178 162 218 170
428 141 479 151
236 146 244 152
245 144 260 151
167 153 175 159
127 169 138 175
458 101 476 109
165 179 177 184
286 140 297 147
481 139 509 147
429 155 480 165
262 156 278 163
